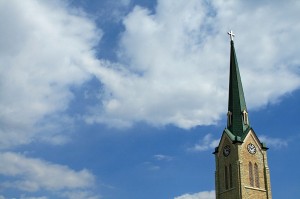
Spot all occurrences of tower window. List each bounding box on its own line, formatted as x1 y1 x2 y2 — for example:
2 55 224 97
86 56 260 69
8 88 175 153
225 166 229 189
254 163 260 188
249 162 254 187
229 164 233 188
224 164 233 190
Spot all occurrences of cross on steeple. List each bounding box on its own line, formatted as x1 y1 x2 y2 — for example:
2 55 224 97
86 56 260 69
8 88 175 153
227 30 235 41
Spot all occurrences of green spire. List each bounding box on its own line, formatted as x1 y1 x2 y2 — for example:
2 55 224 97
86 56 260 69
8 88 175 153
226 39 250 141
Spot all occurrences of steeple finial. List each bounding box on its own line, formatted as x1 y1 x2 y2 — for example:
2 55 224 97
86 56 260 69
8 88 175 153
227 30 235 41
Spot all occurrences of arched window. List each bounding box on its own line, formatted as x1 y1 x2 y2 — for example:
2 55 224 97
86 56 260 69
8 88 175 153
254 163 260 188
229 164 233 188
225 166 229 189
249 162 254 187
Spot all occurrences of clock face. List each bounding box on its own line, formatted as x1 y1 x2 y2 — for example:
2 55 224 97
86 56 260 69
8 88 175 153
223 145 231 157
247 143 256 154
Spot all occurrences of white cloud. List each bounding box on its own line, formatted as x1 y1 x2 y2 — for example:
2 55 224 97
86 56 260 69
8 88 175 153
259 135 288 149
154 154 173 161
142 161 161 171
174 190 215 199
189 134 219 152
0 152 96 195
20 196 48 199
0 0 101 148
87 1 227 128
88 0 300 129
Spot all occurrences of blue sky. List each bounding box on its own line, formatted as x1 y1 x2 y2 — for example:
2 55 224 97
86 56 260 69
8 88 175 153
0 0 300 198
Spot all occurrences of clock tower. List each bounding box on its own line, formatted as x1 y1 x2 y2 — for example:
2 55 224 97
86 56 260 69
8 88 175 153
213 31 272 199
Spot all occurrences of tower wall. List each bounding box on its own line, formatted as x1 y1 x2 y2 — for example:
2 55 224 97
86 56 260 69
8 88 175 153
214 130 272 199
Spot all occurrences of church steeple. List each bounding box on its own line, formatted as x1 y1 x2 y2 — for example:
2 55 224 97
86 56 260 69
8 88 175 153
213 31 272 199
226 31 250 141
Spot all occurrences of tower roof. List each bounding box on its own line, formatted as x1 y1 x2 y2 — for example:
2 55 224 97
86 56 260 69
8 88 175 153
226 34 250 142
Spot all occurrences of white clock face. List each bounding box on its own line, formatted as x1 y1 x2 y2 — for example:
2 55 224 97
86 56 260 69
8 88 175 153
223 145 231 157
247 143 256 154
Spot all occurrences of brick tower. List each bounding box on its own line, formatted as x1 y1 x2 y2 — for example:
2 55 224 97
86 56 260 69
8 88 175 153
213 31 272 199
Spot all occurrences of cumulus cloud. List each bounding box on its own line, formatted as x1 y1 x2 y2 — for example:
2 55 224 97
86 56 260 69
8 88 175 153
0 0 101 148
189 134 219 152
1 0 300 147
259 135 288 149
87 1 228 128
0 152 97 198
88 0 300 128
154 154 173 161
174 190 215 199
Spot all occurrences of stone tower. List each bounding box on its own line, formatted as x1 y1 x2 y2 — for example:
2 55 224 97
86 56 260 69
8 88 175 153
213 31 272 199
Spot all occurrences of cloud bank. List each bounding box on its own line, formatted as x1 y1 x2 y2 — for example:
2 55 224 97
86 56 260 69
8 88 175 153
0 1 100 198
1 0 300 147
88 0 300 129
0 0 100 148
0 152 98 198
